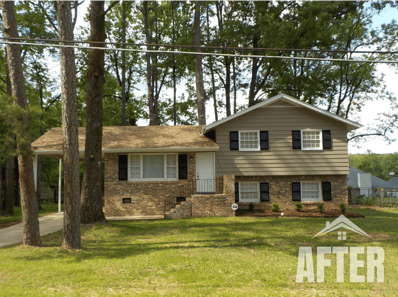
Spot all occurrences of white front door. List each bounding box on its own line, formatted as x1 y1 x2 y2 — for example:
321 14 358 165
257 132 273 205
196 152 215 193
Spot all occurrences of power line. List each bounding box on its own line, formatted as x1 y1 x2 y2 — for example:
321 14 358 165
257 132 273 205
1 36 397 55
1 40 397 64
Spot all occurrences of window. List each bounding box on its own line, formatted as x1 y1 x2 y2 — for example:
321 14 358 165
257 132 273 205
166 154 177 179
128 154 178 181
301 182 321 202
143 155 164 179
239 131 260 151
239 182 260 202
301 130 322 150
129 155 141 180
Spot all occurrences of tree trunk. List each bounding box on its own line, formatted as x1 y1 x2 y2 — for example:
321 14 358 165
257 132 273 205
206 5 218 122
248 31 260 107
5 155 14 215
121 0 126 126
1 0 40 246
143 2 156 126
172 1 177 126
233 58 237 114
225 57 231 116
35 155 42 211
0 151 2 215
80 0 106 224
57 0 81 249
194 1 206 125
4 51 15 216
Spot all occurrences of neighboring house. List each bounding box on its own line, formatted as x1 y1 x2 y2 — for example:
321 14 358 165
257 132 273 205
32 93 361 218
348 167 398 197
388 177 398 185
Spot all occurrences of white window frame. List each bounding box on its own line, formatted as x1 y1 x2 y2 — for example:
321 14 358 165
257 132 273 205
239 182 260 203
238 130 260 151
128 153 178 182
301 181 322 202
301 129 323 151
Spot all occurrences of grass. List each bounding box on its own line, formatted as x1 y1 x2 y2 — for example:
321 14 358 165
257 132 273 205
0 203 62 225
1 208 398 296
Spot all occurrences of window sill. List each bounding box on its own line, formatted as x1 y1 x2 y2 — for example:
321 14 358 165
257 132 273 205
301 201 322 204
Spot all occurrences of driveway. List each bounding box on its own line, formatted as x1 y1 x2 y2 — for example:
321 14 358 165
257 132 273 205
0 212 64 248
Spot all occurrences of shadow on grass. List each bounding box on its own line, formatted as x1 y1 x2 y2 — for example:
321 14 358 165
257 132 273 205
10 208 398 263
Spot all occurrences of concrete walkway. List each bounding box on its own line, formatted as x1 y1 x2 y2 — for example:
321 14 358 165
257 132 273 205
0 212 64 248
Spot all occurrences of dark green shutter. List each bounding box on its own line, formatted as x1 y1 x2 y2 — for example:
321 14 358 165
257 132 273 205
322 130 332 149
322 181 332 201
292 182 301 201
178 154 188 180
230 131 239 150
235 183 239 202
292 130 301 149
260 131 269 150
260 182 270 201
118 155 128 181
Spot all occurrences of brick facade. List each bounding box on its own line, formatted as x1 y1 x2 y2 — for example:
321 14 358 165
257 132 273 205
104 152 197 216
166 175 235 219
235 175 348 211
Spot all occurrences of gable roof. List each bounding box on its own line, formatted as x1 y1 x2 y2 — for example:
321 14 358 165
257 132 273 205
32 126 219 156
389 177 398 185
347 167 398 189
205 93 362 132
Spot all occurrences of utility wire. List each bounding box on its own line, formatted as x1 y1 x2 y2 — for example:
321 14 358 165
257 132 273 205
1 40 397 64
0 36 397 55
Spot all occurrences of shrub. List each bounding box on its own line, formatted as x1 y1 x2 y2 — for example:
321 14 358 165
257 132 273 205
248 202 255 211
271 203 279 212
295 202 303 212
339 203 346 213
318 203 324 213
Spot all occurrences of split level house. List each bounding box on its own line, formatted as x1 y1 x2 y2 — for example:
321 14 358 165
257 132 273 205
32 93 361 218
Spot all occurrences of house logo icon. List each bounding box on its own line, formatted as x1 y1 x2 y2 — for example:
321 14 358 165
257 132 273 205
313 215 372 240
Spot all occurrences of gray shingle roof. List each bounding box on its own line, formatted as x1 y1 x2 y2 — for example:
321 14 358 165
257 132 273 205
388 177 398 185
347 167 398 189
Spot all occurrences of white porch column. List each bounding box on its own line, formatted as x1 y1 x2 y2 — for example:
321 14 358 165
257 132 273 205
33 154 38 192
58 158 62 213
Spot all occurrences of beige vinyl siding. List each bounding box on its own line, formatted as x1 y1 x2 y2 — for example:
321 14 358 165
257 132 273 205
214 106 349 176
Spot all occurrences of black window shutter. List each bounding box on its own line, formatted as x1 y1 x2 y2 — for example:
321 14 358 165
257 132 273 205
178 154 188 180
118 155 128 181
292 130 301 149
230 131 239 150
322 181 332 201
260 131 269 150
322 130 332 149
260 182 270 202
235 183 239 203
292 182 301 201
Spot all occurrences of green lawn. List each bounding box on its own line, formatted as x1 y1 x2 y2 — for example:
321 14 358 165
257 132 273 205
0 203 62 225
1 208 398 296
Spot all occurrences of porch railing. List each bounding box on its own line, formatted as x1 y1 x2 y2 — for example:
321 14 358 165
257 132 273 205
195 179 216 194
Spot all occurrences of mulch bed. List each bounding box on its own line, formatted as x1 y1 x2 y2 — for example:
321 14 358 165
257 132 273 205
235 209 364 218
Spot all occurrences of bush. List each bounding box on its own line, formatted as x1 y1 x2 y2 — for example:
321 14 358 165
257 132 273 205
248 202 255 211
295 203 303 212
271 203 279 212
318 203 324 213
339 203 346 213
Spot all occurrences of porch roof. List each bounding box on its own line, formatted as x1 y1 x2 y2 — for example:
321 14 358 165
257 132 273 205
32 125 219 157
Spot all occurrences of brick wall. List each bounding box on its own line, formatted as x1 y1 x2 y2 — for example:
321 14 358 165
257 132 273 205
191 175 235 217
104 153 196 216
235 175 348 211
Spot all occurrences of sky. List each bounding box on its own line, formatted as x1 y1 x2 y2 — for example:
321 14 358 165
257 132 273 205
70 1 398 155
